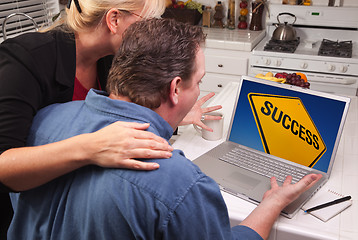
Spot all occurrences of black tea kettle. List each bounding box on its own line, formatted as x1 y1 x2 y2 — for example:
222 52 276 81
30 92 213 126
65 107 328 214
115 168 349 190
272 12 297 41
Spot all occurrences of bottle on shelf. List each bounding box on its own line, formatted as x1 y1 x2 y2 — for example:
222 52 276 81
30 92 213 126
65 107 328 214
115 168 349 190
249 0 265 31
227 0 236 29
212 1 224 28
202 6 212 27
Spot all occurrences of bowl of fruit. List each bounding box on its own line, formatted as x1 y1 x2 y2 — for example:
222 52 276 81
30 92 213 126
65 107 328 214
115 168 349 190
162 0 203 25
255 72 310 89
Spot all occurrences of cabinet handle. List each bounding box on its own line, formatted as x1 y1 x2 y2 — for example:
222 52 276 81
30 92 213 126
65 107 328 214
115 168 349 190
217 84 223 88
218 64 223 68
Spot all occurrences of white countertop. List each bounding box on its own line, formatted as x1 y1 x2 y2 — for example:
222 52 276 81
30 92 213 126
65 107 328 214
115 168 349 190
172 82 358 240
203 28 266 51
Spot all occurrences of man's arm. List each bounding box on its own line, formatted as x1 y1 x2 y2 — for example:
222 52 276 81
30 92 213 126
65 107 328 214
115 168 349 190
239 174 322 240
164 173 263 240
165 172 321 240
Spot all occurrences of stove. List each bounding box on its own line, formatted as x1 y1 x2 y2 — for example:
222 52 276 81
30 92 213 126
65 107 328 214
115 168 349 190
249 4 358 96
264 38 300 53
318 39 352 58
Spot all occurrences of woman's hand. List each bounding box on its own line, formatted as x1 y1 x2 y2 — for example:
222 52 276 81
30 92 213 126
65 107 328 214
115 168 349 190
86 121 173 170
180 92 222 132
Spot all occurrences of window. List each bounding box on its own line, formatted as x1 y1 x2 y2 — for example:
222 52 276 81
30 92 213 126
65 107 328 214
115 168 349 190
0 0 59 42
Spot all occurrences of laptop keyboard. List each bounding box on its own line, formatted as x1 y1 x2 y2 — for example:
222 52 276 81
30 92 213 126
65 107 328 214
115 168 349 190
219 147 309 183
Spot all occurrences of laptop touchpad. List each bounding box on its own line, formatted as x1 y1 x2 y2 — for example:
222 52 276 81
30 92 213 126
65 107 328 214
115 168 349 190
223 172 260 190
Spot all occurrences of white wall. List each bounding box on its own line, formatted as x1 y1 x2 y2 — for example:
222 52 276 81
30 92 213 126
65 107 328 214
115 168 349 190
342 0 358 7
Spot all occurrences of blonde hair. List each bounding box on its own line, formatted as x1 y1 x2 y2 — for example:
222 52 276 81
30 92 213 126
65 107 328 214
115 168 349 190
48 0 165 33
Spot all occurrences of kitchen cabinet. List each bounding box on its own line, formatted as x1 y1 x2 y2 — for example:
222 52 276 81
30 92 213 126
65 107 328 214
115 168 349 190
200 28 265 99
201 48 250 96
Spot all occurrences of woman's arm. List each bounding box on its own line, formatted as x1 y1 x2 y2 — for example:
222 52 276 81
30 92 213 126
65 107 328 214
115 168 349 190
0 37 175 192
0 92 219 192
0 37 217 192
0 121 173 192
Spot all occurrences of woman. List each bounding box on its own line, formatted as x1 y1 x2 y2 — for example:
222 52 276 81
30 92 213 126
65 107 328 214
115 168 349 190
0 0 221 235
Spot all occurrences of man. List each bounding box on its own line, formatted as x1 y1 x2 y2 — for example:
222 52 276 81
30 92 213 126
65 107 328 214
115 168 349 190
9 19 321 240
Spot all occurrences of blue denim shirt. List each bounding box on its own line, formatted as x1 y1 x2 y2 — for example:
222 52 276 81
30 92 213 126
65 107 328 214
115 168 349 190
9 89 262 240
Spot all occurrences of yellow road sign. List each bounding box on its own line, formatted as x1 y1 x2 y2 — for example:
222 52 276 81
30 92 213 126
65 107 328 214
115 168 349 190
248 93 326 168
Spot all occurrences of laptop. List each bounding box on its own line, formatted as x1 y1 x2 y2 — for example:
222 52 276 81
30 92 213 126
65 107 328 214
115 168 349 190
193 76 351 218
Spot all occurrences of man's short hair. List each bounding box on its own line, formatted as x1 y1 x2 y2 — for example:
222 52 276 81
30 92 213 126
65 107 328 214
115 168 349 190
106 18 206 109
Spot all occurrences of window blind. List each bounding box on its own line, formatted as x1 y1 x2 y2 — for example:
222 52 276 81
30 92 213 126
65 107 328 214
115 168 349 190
0 0 59 41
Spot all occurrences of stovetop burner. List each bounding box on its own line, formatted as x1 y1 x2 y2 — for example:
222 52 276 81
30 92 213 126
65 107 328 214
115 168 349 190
263 38 300 53
318 39 352 58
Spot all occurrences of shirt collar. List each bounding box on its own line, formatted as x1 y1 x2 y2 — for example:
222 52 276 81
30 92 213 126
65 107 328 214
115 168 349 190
84 89 174 141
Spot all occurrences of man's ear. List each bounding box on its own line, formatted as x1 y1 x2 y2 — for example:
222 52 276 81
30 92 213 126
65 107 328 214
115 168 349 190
169 77 182 105
105 9 121 34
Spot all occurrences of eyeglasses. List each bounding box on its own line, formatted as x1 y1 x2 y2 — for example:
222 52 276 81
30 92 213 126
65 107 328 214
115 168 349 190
67 0 82 13
118 9 144 19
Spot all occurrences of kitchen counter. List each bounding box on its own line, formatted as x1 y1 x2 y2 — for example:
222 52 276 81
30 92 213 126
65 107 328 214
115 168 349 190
203 28 266 51
198 28 266 97
172 81 358 240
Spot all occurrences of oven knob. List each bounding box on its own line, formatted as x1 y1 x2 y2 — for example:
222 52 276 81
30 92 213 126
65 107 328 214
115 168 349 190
300 62 308 69
264 58 271 65
275 60 282 67
339 65 348 73
327 64 336 71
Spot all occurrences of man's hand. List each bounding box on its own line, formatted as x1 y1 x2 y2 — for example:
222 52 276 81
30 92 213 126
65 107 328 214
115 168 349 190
180 92 222 131
262 174 323 210
240 174 322 240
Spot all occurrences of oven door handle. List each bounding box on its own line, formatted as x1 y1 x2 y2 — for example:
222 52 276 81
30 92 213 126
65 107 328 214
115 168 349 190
308 77 356 85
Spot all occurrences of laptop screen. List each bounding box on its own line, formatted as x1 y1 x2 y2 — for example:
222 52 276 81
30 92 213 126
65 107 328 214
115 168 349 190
228 77 350 174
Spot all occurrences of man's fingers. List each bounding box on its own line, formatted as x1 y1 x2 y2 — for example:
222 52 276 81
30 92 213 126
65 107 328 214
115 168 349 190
283 175 293 186
270 176 279 188
195 121 213 132
204 114 222 121
197 92 216 105
299 174 322 190
288 174 323 197
202 105 222 114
